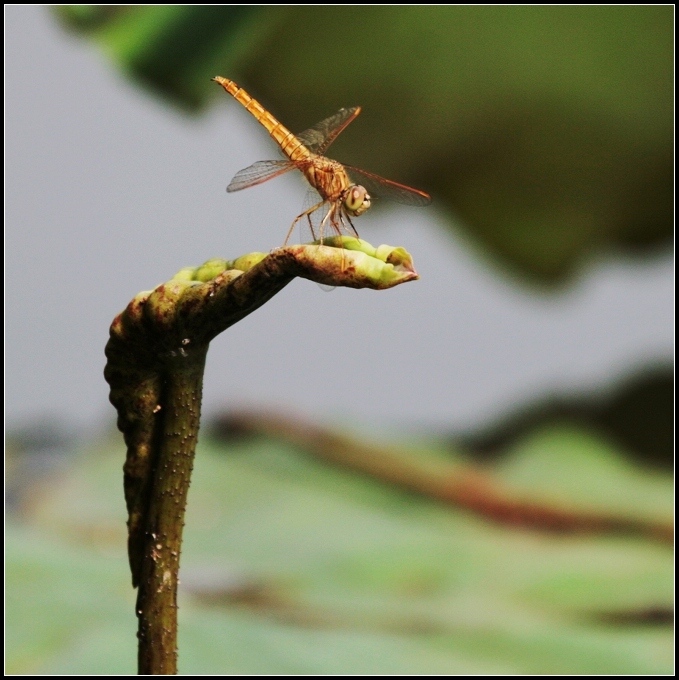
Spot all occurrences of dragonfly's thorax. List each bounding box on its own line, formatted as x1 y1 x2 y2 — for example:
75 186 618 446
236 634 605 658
302 155 372 217
303 155 353 202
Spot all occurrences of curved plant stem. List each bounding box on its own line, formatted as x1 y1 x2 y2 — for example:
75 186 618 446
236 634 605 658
104 238 418 674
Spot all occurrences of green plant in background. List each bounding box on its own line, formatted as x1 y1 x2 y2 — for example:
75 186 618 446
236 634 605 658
7 414 674 674
55 5 672 282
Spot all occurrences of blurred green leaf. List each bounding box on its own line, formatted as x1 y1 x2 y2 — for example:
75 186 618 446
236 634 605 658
5 523 136 675
7 422 673 674
55 6 672 282
495 423 674 521
55 6 276 109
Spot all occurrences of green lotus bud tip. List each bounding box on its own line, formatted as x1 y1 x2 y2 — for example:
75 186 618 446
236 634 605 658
292 240 418 289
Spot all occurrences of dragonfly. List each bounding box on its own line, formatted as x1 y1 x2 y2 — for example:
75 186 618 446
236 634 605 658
213 77 431 245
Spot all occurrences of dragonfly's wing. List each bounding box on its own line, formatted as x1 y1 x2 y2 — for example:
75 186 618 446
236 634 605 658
296 107 361 155
344 166 432 206
293 188 325 243
227 159 296 192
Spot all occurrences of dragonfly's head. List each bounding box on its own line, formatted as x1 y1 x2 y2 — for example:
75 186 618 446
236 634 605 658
343 185 371 217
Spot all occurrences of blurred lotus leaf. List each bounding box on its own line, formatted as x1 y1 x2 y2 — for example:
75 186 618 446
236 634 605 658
6 415 673 674
55 6 672 283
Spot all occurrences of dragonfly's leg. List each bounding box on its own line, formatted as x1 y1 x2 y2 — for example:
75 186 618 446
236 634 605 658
343 211 360 239
284 200 325 246
319 204 337 244
306 212 318 242
330 206 350 272
283 219 298 247
334 206 355 238
336 210 349 236
333 206 357 239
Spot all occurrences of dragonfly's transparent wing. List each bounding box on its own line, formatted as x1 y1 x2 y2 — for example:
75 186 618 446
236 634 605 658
294 188 326 243
227 159 296 193
296 107 361 155
343 166 432 206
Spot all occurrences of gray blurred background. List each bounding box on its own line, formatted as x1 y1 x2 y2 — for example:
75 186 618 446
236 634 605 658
6 5 673 436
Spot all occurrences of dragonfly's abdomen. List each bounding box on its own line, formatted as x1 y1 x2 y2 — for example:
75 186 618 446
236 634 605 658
213 77 309 162
304 156 352 202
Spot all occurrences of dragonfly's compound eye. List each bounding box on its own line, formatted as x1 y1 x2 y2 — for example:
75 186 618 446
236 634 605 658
344 185 371 216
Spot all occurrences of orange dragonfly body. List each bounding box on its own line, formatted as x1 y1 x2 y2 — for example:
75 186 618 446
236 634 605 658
213 77 431 244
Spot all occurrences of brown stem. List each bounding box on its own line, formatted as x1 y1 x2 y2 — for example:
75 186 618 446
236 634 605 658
104 240 419 674
216 410 673 545
135 346 207 675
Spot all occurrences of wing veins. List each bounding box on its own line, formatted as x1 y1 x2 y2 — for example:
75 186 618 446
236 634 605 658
226 160 296 192
343 165 432 206
296 107 361 155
